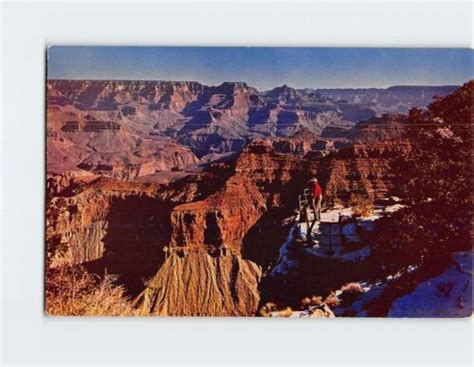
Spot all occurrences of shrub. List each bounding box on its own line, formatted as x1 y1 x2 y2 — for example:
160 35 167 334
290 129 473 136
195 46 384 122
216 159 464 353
279 307 293 317
310 296 323 306
258 302 277 317
45 264 136 316
309 307 334 318
350 194 373 217
341 282 364 294
264 302 277 312
324 292 341 308
300 297 311 309
339 282 364 305
374 82 472 272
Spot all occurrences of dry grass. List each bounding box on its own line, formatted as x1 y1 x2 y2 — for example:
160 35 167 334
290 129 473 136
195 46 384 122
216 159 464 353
309 308 334 318
350 194 373 217
301 295 324 310
339 282 365 306
46 265 136 316
258 302 277 317
300 297 311 309
259 303 293 317
264 302 277 312
310 296 323 306
332 196 344 208
299 295 327 311
278 307 293 317
324 292 341 308
341 282 364 294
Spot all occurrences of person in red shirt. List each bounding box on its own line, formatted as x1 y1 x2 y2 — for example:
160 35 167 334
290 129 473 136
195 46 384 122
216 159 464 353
311 178 322 220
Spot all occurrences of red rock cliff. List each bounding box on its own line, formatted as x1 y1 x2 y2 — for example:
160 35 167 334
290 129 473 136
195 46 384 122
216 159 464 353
319 141 412 204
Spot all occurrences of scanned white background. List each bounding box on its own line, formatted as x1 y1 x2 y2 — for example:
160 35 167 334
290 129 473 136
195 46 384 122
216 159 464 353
1 0 472 365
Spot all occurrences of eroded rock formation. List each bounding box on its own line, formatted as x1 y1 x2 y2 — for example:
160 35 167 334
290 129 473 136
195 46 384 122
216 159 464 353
48 79 453 161
134 252 262 316
319 141 412 204
134 141 313 315
169 176 267 254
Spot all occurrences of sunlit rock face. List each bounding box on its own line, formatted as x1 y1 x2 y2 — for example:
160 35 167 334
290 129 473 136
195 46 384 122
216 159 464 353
48 80 453 162
134 252 262 316
133 142 312 316
318 141 413 205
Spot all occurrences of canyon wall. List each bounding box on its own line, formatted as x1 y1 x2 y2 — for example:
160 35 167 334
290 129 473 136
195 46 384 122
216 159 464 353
133 142 311 315
318 141 412 204
46 136 417 315
48 79 451 162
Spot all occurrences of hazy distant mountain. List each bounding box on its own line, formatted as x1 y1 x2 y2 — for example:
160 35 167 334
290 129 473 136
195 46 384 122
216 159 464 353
47 80 458 171
312 85 458 115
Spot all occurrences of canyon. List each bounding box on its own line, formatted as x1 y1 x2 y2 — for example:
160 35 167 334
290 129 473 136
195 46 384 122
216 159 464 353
47 80 455 177
46 80 472 317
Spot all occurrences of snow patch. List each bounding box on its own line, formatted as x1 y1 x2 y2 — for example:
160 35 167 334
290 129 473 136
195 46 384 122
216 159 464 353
341 246 371 262
388 251 472 317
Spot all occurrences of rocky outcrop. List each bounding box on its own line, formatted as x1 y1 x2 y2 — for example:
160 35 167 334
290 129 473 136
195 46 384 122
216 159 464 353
46 176 162 267
131 141 314 315
169 176 267 254
318 141 412 204
47 103 199 178
46 140 309 313
333 114 407 144
269 130 336 156
48 80 206 112
46 133 418 315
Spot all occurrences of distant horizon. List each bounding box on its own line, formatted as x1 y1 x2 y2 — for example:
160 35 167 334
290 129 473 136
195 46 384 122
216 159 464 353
47 47 473 90
46 77 466 92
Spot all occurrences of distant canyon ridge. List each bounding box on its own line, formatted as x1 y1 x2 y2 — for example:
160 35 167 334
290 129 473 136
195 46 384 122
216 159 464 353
47 79 457 179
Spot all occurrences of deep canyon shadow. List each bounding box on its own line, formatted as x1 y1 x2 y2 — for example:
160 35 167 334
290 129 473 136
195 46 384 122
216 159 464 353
84 195 172 298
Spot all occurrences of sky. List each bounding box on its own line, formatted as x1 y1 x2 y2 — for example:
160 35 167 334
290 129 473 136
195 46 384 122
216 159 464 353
47 47 473 90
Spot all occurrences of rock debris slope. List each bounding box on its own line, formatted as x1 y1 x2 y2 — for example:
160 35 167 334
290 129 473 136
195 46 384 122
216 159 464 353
134 252 262 316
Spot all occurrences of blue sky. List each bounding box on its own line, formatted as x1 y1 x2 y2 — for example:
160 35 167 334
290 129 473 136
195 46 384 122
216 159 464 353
47 47 472 90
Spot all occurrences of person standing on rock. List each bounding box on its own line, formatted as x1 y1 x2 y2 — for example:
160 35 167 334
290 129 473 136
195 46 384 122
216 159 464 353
310 178 322 221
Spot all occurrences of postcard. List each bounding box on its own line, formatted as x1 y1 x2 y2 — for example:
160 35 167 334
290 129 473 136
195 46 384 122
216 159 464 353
45 47 472 317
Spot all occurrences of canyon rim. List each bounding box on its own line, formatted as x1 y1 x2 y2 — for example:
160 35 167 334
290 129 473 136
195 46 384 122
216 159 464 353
45 47 473 317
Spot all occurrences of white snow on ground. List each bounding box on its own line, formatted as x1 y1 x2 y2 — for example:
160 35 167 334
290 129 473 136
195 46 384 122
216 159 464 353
295 203 404 262
270 226 299 277
269 200 412 316
341 223 360 242
270 202 382 276
384 203 405 213
388 251 473 318
332 282 386 317
358 220 376 232
271 197 471 318
332 265 420 317
341 246 370 262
